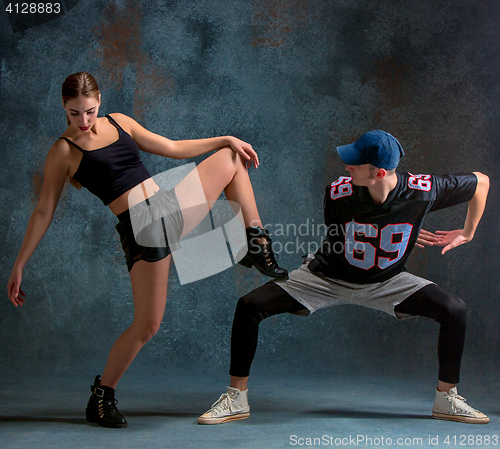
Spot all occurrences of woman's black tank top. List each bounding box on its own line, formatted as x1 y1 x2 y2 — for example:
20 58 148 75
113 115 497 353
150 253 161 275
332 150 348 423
59 115 151 206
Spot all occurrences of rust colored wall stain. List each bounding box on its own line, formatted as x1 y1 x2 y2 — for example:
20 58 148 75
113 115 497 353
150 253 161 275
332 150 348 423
93 1 144 89
132 65 175 121
370 58 412 104
93 1 174 120
94 0 145 88
251 0 312 49
367 57 413 135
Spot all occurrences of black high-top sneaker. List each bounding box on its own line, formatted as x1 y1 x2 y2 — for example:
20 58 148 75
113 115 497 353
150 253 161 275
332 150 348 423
86 375 127 428
238 226 288 279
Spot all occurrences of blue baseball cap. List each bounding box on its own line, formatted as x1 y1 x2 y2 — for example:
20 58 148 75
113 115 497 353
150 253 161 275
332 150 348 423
336 130 404 170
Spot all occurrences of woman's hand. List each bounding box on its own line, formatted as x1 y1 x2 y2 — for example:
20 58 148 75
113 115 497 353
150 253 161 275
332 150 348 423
226 137 260 169
7 268 25 307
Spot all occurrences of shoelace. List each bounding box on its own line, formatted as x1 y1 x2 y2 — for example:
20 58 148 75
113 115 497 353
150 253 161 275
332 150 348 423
262 234 284 269
249 235 278 266
447 394 479 415
209 392 235 414
98 397 121 415
262 241 277 266
249 232 283 270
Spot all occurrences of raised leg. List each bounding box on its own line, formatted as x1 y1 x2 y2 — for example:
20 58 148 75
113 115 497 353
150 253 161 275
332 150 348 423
175 147 262 238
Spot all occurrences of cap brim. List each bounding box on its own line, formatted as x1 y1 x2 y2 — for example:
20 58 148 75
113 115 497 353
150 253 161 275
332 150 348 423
336 144 366 165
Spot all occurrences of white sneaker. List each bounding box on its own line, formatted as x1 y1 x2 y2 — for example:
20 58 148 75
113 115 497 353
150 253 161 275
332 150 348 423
432 387 489 424
198 387 250 425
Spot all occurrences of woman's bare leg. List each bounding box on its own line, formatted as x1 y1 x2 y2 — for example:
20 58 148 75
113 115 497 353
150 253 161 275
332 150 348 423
176 147 263 238
173 147 287 279
100 256 171 389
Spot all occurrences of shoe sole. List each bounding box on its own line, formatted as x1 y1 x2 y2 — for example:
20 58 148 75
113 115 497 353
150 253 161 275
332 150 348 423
198 412 250 425
86 410 128 428
432 411 490 424
238 257 288 280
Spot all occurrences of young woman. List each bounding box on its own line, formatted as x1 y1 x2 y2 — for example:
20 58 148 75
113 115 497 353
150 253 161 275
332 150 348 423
6 72 287 428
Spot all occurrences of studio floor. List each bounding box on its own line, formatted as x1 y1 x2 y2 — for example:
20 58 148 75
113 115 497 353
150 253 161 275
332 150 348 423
1 373 498 449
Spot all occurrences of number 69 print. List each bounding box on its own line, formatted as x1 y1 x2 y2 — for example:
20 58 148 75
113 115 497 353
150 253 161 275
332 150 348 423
345 221 413 270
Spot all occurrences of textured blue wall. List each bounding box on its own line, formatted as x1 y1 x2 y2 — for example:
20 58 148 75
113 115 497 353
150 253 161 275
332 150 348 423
0 0 498 382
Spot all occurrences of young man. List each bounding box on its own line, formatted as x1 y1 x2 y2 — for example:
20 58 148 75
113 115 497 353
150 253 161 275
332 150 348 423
198 130 490 425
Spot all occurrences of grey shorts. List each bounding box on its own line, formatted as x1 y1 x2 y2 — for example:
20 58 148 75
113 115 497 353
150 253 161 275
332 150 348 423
274 254 434 320
115 188 184 271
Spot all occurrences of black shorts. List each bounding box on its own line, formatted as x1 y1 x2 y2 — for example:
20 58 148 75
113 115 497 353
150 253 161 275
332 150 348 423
115 189 184 271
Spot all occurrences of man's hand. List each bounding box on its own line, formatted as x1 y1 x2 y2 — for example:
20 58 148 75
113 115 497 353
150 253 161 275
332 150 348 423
416 229 468 254
415 229 441 248
433 229 470 254
417 173 489 254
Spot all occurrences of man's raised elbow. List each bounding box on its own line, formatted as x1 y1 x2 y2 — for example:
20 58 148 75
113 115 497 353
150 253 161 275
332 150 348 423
474 172 490 191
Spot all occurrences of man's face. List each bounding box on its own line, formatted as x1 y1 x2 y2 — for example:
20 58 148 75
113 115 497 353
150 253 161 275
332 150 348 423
344 164 379 186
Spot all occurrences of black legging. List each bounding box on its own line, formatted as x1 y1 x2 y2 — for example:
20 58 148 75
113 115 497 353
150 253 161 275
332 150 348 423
229 282 466 384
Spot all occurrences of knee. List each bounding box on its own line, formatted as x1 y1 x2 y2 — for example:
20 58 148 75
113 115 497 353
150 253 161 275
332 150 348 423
133 321 161 344
235 293 266 322
219 146 246 171
449 296 467 320
236 293 259 314
441 294 467 325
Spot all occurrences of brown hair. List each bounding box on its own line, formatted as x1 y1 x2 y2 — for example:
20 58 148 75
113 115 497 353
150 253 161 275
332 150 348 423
61 72 100 189
368 164 396 176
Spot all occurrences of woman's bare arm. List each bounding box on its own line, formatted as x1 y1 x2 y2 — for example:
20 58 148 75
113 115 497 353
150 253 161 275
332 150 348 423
110 113 259 168
7 140 70 306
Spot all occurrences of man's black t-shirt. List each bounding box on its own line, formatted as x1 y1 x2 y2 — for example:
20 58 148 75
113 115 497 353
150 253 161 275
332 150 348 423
313 172 477 284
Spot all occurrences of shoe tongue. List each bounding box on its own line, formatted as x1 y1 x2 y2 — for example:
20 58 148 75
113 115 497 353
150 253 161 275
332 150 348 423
448 387 458 397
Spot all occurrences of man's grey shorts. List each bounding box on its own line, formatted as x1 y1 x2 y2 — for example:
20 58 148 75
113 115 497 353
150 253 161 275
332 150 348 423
274 254 434 320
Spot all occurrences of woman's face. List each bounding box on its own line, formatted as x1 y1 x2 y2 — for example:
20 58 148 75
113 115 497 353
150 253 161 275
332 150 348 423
63 95 101 132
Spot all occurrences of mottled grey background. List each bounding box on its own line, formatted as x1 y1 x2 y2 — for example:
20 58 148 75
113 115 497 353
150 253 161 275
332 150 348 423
0 0 498 386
